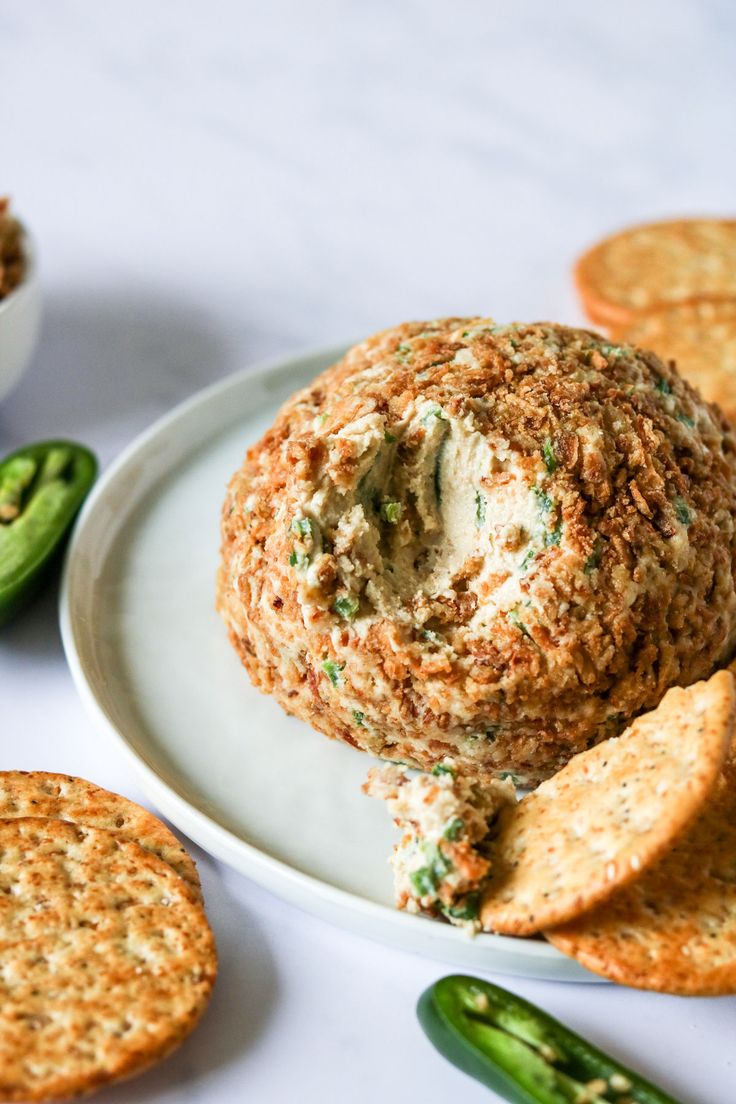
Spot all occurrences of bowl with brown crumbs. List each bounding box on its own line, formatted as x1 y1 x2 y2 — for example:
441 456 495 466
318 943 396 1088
0 196 42 401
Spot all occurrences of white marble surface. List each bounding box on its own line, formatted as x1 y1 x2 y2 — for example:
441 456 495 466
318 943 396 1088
1 1 735 1100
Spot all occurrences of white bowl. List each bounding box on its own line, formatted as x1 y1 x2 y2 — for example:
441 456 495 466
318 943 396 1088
0 231 42 401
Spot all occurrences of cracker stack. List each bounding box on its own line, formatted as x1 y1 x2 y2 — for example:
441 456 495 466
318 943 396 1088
0 772 217 1102
479 671 736 995
575 218 736 423
570 219 736 989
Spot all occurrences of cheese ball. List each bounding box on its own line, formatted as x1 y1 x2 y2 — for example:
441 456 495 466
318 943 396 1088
217 319 736 784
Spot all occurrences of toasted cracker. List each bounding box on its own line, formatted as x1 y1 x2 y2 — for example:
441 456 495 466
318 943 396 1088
546 758 736 994
0 817 216 1102
0 771 201 900
480 671 734 936
609 300 736 425
575 218 736 327
0 817 199 946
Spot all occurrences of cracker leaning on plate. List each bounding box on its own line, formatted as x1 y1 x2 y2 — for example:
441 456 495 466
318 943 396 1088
479 672 734 936
608 300 736 425
575 218 736 326
546 759 736 995
0 776 216 1103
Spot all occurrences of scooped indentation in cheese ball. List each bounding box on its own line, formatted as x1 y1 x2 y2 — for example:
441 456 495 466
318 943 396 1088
316 401 496 616
217 318 736 785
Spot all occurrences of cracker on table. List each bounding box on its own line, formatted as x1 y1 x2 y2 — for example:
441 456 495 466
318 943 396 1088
0 771 201 899
609 300 736 425
479 671 735 936
0 817 216 1102
0 816 201 946
574 218 736 327
545 758 736 994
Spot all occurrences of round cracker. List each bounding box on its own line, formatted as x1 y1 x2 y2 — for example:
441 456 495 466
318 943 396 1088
0 817 216 1102
0 771 201 900
480 671 735 936
609 301 736 425
575 218 736 327
546 760 736 995
0 817 200 947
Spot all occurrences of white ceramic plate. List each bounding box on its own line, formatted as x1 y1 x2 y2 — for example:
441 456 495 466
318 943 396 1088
60 345 596 982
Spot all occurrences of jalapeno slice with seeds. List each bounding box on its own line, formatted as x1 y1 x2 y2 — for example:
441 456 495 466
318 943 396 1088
0 440 97 626
417 975 680 1104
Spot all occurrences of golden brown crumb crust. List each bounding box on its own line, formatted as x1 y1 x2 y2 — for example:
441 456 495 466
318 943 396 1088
217 319 736 784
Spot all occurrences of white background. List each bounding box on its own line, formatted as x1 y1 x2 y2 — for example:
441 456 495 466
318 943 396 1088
2 2 735 1101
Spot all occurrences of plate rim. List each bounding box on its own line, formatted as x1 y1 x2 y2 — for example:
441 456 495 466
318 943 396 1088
59 343 598 982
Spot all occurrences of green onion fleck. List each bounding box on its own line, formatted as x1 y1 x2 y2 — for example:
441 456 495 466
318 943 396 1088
674 497 692 526
410 867 438 897
507 608 531 639
544 518 563 547
432 763 455 778
381 501 402 524
289 550 309 569
655 377 671 395
519 548 536 573
532 487 562 546
422 405 447 425
352 710 365 726
443 817 464 841
321 658 345 686
533 486 554 514
474 490 486 528
542 437 557 473
584 542 602 574
433 438 447 506
333 595 360 620
384 430 397 443
441 892 480 922
410 844 453 897
291 517 313 539
676 411 695 428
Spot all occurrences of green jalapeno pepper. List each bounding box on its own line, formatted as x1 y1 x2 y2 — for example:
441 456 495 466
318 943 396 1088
0 440 97 626
417 975 680 1104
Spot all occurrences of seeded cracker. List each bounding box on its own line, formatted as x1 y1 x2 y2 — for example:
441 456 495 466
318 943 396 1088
575 218 736 326
546 756 736 995
0 771 201 900
480 671 734 936
0 818 216 1102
